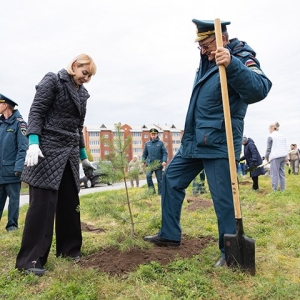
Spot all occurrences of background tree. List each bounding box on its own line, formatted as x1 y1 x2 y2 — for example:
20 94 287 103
86 148 93 162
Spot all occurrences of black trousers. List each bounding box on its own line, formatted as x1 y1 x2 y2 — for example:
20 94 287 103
252 176 259 190
15 161 82 269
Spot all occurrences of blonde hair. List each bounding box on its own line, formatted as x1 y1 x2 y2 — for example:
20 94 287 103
269 121 280 131
66 54 97 78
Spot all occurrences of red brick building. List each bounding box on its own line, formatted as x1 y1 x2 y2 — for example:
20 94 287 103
84 123 183 162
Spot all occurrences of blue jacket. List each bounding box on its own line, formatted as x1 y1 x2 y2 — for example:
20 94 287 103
181 38 272 160
0 110 28 183
142 137 168 167
241 138 264 177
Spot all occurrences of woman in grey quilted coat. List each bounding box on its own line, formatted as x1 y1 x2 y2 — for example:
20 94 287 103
15 54 97 276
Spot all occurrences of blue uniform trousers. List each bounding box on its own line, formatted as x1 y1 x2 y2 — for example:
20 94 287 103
158 148 236 257
0 182 21 230
146 168 163 195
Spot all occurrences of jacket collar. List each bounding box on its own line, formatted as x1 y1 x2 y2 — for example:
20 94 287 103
0 109 20 124
58 69 84 115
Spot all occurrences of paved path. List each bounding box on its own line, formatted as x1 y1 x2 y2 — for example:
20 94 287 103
4 179 152 210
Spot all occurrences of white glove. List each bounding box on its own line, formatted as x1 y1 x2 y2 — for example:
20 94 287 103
81 159 96 170
25 144 44 167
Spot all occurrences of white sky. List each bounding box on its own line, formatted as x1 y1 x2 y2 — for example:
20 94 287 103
1 0 299 154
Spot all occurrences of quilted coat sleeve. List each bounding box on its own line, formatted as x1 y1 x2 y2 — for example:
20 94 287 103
78 102 86 149
26 72 57 136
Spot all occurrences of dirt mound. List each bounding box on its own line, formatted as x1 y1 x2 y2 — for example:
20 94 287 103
185 197 213 211
80 198 216 276
239 180 252 185
81 223 106 233
79 236 216 276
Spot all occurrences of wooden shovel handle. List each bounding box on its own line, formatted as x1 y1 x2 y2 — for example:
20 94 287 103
214 19 241 219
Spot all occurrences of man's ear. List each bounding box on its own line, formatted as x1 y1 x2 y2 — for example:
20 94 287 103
222 35 226 45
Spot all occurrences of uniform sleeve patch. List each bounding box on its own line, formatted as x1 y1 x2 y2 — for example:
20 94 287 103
245 59 257 67
21 127 27 136
249 66 263 75
19 122 27 136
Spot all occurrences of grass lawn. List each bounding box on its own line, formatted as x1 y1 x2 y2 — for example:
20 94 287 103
0 170 299 299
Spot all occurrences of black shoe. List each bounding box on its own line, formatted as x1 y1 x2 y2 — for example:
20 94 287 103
6 226 18 232
60 254 81 263
72 256 81 263
24 268 46 276
214 257 226 268
143 234 180 247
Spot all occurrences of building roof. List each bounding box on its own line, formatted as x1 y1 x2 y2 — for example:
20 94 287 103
85 124 183 132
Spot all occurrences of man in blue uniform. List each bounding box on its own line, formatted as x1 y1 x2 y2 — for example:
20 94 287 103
0 93 27 231
144 19 272 267
192 169 206 196
142 128 168 195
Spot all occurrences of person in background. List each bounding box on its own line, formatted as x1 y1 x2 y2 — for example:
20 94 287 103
240 136 264 190
15 54 97 276
142 128 168 195
128 155 142 187
265 122 288 191
192 169 206 196
288 144 299 175
238 152 246 177
0 94 27 231
143 19 272 268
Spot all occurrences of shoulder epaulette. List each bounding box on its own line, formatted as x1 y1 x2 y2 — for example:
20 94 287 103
236 51 252 57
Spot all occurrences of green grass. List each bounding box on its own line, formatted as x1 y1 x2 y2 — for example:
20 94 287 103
1 172 300 299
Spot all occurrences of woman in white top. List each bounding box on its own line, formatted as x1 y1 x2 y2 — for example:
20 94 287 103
265 122 288 191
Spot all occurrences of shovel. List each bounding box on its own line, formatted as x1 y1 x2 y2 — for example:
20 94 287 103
245 161 269 173
214 19 256 276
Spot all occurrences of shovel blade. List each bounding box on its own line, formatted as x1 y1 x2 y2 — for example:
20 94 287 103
224 233 255 275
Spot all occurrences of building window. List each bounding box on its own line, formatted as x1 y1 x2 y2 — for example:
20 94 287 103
104 134 109 138
172 140 181 144
132 140 142 144
132 132 141 137
91 149 100 153
144 134 148 138
89 132 100 137
90 140 100 146
114 132 124 137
